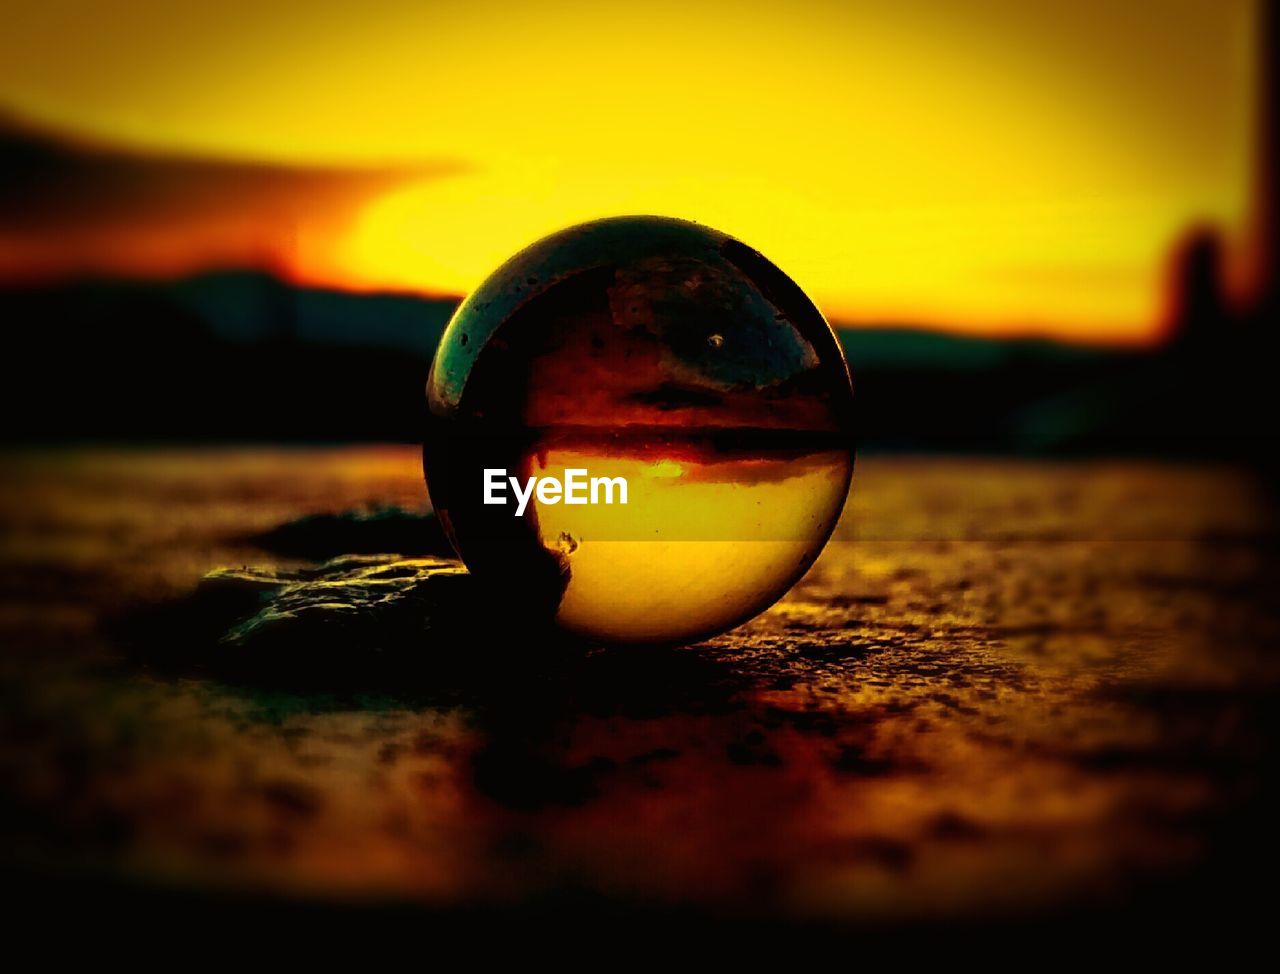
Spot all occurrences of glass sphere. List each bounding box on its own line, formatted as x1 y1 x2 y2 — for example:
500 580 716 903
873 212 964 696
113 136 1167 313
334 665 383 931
424 216 855 644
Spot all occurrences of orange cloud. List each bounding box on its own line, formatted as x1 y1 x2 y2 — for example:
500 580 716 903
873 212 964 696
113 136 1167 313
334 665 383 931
0 111 469 283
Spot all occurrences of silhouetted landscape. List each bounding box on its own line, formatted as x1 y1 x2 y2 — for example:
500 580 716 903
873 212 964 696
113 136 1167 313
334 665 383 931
3 226 1273 456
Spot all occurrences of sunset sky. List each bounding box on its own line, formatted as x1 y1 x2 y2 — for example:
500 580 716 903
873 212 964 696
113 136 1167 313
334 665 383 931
0 0 1263 343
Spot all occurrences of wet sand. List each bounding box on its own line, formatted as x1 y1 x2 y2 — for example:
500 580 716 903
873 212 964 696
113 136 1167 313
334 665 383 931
1 446 1277 932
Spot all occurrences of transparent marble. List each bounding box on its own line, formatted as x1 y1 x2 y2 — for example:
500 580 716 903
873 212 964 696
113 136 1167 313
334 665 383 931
424 216 856 644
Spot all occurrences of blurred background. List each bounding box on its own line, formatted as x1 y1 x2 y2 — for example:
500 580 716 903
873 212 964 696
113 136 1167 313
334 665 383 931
1 0 1272 451
1 0 1276 946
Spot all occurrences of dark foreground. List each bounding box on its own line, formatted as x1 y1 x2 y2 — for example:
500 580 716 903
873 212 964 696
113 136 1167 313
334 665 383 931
1 447 1277 943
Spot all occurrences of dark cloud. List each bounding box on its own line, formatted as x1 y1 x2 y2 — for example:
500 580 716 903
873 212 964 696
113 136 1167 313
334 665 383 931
0 108 470 232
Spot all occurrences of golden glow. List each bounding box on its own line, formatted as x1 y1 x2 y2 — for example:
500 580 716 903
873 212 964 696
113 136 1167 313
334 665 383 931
0 0 1261 342
645 460 686 481
530 450 850 643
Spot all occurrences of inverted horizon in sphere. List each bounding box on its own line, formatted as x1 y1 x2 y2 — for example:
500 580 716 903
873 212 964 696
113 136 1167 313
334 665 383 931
424 216 857 644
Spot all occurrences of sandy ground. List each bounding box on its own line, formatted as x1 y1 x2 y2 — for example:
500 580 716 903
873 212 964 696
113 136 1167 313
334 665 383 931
1 446 1277 931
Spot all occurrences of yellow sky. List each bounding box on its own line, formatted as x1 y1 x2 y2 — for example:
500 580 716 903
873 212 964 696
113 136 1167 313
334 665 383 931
0 0 1262 342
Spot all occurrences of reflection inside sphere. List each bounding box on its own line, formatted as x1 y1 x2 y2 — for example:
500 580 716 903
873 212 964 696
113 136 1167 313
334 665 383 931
424 216 856 644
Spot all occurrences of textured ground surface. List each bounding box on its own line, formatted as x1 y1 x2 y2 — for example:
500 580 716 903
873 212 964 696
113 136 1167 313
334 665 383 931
1 446 1277 929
